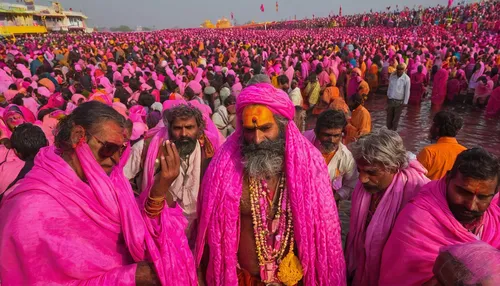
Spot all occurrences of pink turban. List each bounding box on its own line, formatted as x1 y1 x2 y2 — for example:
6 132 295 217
37 86 51 98
195 83 346 285
71 94 86 105
131 122 148 141
129 105 147 123
3 90 18 102
186 81 202 95
112 102 128 119
162 99 187 111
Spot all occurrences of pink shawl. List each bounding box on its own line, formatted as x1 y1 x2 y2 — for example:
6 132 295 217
379 179 500 286
486 86 500 117
345 160 429 286
0 144 197 285
141 101 223 197
195 83 346 285
431 68 449 105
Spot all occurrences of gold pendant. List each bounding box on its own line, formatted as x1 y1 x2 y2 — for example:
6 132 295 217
277 252 303 286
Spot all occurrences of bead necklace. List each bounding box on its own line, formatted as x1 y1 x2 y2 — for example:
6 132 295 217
249 173 297 284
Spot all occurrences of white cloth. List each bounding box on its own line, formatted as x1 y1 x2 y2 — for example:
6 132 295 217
304 130 358 200
212 106 235 138
123 139 144 180
387 73 411 105
289 87 303 107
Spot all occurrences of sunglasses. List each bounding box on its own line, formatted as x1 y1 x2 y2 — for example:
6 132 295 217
89 133 127 158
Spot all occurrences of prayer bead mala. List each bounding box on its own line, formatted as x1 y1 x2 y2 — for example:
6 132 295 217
249 174 298 284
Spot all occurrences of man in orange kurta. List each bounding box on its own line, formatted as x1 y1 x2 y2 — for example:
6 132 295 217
417 111 467 180
345 93 371 145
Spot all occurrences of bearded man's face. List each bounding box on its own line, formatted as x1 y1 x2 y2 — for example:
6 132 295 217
241 105 285 180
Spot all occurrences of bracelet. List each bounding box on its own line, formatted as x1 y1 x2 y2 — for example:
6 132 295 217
146 200 165 211
145 202 165 218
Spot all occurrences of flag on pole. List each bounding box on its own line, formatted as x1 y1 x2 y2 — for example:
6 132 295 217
260 4 265 12
447 0 453 8
339 5 342 16
231 12 234 20
276 1 278 12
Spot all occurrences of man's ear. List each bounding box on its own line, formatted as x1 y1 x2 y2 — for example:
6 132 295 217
70 125 86 148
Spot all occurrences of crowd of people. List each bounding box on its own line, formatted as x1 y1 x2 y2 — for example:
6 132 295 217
0 1 499 285
265 1 500 30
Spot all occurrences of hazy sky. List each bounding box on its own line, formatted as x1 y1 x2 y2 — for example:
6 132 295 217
6 0 447 29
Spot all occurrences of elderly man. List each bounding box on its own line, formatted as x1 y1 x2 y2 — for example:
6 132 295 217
196 83 346 285
380 148 500 286
417 111 467 180
304 109 358 203
345 128 429 286
386 63 411 131
138 102 222 247
0 101 196 284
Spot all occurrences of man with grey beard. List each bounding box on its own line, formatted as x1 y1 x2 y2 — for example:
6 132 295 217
304 109 358 203
196 83 346 285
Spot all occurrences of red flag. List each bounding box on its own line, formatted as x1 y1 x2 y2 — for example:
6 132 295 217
447 0 453 8
276 1 278 12
231 12 234 19
339 5 342 16
260 4 265 12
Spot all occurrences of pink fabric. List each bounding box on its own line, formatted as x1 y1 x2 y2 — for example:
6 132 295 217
195 83 346 285
112 102 129 119
22 97 39 117
37 86 51 98
0 144 197 285
4 90 18 102
379 179 500 285
439 241 500 284
347 77 360 98
187 81 202 94
346 160 430 286
486 86 500 117
189 100 225 147
431 68 449 105
409 72 426 104
0 146 23 195
129 105 147 123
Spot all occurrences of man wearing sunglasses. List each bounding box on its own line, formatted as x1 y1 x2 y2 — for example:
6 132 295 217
0 102 197 285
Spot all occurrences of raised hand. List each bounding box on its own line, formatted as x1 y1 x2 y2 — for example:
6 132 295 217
158 140 180 189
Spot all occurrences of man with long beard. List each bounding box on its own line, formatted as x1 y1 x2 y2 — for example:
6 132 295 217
136 102 223 248
196 83 346 285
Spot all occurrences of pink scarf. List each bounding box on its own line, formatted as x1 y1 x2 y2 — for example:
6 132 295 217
345 160 429 286
486 86 500 117
379 179 500 286
0 144 196 285
431 68 449 105
195 83 346 285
